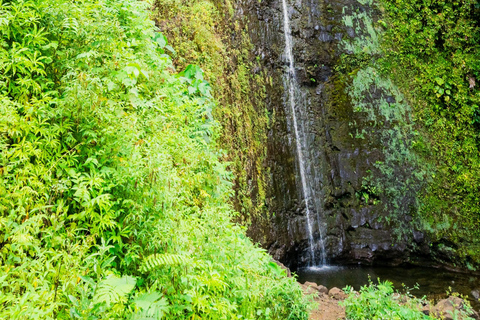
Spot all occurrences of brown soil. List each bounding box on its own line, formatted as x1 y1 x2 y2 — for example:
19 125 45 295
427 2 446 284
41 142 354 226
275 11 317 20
308 292 346 320
301 283 346 320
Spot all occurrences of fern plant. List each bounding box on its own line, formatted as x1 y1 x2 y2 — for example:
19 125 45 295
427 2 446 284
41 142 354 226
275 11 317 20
94 275 136 305
140 253 190 273
132 292 169 320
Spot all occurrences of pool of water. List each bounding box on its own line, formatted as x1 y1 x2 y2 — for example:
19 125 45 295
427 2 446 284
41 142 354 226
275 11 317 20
296 265 480 310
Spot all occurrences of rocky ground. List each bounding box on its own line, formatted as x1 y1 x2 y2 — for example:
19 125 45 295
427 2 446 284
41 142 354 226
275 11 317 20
301 282 346 320
301 281 480 320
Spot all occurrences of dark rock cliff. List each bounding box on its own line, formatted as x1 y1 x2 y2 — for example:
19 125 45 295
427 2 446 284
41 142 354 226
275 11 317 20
235 0 429 269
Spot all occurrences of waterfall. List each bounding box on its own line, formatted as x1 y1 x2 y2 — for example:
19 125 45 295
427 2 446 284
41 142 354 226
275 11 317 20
280 0 326 266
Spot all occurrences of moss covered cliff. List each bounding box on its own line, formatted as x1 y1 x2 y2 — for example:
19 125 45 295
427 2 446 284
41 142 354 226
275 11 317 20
153 0 272 229
337 0 480 269
152 0 480 271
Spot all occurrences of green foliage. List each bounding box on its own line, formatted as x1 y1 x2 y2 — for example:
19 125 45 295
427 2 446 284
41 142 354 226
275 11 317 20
342 280 476 320
0 0 308 318
377 0 480 263
133 292 169 320
94 275 137 305
153 0 271 226
342 280 435 320
339 0 480 265
140 253 190 273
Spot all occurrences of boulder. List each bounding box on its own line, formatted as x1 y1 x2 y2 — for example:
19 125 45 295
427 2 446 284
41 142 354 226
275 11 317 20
431 296 478 320
302 281 328 295
471 289 479 300
328 287 347 300
317 284 329 294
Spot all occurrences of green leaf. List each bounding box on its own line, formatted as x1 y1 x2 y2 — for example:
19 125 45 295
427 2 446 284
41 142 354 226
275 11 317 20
133 292 169 319
435 77 444 85
153 32 167 48
165 45 176 55
94 275 137 305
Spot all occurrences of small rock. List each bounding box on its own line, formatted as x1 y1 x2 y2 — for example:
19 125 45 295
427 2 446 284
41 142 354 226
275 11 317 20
317 284 329 294
302 281 320 295
436 296 464 310
302 281 328 294
392 292 408 303
471 289 479 300
432 296 471 320
303 281 318 288
421 305 432 315
329 287 347 300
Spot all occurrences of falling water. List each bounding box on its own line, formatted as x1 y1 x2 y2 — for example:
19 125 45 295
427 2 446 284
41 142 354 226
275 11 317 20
280 0 326 266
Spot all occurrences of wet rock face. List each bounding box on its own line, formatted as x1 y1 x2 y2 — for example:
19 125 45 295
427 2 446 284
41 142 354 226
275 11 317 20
238 0 425 268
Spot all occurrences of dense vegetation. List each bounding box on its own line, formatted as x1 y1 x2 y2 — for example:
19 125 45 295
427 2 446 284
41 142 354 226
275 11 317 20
0 0 308 318
342 280 474 320
153 0 271 228
377 0 480 265
339 0 480 267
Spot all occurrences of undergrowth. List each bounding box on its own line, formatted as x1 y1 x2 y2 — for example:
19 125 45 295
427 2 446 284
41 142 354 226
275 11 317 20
342 280 474 320
0 0 309 318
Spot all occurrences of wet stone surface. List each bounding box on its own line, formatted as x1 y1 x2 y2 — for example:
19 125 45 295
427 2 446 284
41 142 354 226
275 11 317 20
238 0 426 268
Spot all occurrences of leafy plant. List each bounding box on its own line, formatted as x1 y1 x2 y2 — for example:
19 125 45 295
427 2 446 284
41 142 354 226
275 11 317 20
0 0 309 319
94 275 136 305
342 280 434 320
140 253 190 273
133 292 169 319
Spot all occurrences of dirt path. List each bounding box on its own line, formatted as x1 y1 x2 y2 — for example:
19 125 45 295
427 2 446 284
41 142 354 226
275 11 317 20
308 293 346 320
301 282 346 320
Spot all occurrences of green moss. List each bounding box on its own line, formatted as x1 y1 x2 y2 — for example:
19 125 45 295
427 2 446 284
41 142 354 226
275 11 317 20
338 8 429 241
153 0 271 224
339 0 480 266
377 0 480 265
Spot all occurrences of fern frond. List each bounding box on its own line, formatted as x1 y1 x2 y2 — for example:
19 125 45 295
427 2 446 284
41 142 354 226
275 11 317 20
94 275 136 305
133 292 169 319
140 253 190 273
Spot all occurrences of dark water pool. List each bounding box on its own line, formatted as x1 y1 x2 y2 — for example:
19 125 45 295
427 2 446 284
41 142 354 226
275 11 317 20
296 265 480 310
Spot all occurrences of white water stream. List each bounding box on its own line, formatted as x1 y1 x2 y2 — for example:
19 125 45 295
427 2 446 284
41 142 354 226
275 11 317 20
280 0 326 266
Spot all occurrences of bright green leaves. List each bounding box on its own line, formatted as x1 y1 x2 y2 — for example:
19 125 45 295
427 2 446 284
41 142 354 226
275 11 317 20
116 62 150 88
266 261 288 278
182 64 204 80
140 253 190 273
133 292 169 319
0 0 50 100
342 280 436 320
153 32 176 56
435 77 445 86
180 64 212 97
94 275 136 305
154 32 167 48
433 77 453 104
